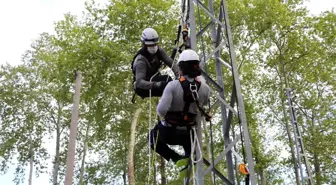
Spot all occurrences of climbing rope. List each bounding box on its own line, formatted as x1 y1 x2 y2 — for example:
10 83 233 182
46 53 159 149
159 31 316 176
179 0 192 52
148 70 172 185
196 0 207 72
171 0 188 62
149 124 160 185
148 72 159 184
190 126 203 184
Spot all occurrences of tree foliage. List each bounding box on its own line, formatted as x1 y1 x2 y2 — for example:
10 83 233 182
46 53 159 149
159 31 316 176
0 0 335 185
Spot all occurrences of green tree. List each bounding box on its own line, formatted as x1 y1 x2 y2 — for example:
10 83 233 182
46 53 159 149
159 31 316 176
0 64 49 185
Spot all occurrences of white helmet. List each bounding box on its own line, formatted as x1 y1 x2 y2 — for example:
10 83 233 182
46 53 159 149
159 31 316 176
178 49 200 64
141 28 159 45
178 49 201 77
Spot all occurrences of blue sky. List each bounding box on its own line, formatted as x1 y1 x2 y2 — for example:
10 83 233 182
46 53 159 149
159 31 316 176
0 0 335 185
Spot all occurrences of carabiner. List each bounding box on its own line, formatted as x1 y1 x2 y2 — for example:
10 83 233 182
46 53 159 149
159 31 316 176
190 83 199 100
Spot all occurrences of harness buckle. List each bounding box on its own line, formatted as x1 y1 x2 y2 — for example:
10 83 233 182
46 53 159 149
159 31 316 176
190 83 199 100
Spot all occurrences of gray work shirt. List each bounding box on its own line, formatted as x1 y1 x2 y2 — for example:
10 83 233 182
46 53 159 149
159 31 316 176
133 47 179 90
157 76 210 120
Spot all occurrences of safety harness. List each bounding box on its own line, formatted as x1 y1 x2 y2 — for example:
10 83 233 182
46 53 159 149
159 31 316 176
131 47 163 84
131 48 164 103
164 76 212 128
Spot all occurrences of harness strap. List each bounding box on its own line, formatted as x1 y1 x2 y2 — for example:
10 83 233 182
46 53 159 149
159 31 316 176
131 48 163 82
131 48 164 103
181 76 212 122
180 76 200 122
196 101 212 121
183 100 191 121
164 76 212 126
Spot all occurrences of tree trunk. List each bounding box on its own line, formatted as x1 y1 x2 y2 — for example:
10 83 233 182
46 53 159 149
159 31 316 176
311 116 321 185
79 123 90 185
255 156 261 185
53 124 61 185
153 163 157 185
123 144 127 185
28 134 34 185
160 156 166 185
64 71 82 185
313 152 321 185
53 103 62 185
123 170 127 185
259 169 266 185
128 108 141 185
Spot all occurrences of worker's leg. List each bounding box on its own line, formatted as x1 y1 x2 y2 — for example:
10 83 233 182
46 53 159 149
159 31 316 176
173 128 193 168
149 123 183 163
167 128 194 178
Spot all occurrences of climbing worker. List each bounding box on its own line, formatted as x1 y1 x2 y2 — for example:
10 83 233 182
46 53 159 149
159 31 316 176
131 28 179 101
149 49 211 177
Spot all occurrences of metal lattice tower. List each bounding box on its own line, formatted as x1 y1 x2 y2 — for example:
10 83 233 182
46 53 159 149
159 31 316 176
181 0 257 184
285 88 315 185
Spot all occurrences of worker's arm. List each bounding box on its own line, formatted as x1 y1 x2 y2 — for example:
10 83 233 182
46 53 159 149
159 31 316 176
156 82 174 117
158 47 179 77
202 83 211 107
133 58 154 90
200 82 212 121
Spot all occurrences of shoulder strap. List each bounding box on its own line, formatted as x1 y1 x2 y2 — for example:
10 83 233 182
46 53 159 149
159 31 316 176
132 48 163 73
131 51 141 83
179 76 201 120
179 76 212 121
131 49 144 73
131 48 152 82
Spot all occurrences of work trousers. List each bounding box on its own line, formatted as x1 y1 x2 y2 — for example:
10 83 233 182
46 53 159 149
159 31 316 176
149 122 194 163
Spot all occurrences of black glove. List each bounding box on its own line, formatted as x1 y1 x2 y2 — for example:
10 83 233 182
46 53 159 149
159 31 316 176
153 81 169 90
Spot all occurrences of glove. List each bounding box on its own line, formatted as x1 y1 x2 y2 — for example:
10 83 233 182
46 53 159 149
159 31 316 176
153 81 169 90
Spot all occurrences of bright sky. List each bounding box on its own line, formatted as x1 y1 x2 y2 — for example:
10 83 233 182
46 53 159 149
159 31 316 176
0 0 335 67
0 0 107 66
0 0 335 185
